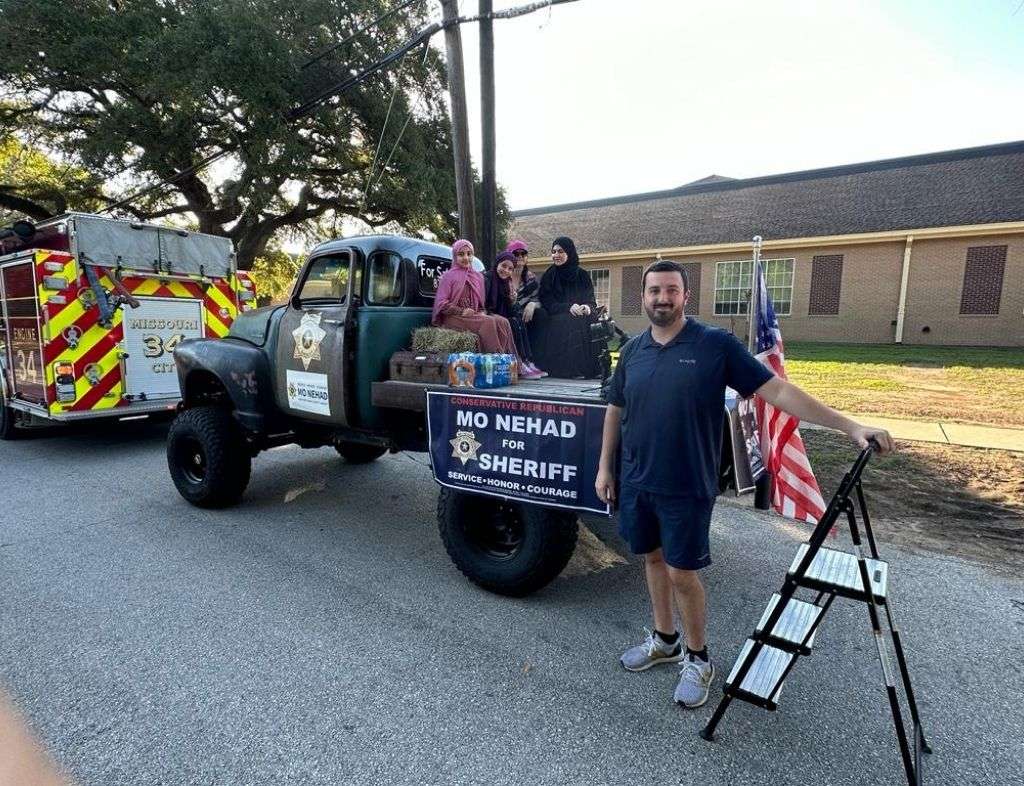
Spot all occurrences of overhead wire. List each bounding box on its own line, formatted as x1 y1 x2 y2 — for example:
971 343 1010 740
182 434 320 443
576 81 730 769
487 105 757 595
361 50 410 208
301 0 426 72
363 42 433 205
101 0 583 216
101 1 429 216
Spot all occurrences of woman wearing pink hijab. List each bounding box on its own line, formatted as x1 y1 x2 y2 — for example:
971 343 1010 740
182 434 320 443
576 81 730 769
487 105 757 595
433 239 520 357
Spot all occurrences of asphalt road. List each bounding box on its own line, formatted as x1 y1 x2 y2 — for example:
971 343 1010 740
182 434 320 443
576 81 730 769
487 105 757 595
1 418 1022 785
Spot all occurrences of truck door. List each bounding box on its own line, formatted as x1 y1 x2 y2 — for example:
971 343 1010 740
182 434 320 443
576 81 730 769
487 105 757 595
1 259 47 406
274 248 360 426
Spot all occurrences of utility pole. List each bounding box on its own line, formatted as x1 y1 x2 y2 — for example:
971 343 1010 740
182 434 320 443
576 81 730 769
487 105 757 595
478 0 497 267
441 0 477 246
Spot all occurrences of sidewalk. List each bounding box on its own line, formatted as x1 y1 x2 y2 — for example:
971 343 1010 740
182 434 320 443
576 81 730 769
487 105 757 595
807 413 1024 452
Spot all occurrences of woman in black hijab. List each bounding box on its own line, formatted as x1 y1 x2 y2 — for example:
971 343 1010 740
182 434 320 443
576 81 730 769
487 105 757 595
529 236 600 378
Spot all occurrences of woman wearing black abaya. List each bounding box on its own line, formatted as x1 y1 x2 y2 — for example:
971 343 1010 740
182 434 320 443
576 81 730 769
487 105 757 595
529 236 600 378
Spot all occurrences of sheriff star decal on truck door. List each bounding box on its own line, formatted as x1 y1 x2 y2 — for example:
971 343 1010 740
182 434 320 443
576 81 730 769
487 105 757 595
292 312 326 370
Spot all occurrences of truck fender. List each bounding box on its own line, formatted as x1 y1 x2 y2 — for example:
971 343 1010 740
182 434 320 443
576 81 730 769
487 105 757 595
173 337 277 435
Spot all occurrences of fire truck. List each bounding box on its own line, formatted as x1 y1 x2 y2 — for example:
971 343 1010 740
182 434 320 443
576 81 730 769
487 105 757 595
0 212 255 438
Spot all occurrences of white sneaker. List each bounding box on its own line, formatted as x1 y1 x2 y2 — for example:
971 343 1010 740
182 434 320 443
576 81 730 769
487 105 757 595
620 628 683 672
674 652 715 708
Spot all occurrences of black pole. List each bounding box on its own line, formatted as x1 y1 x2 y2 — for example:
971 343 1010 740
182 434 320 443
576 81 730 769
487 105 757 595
479 0 497 268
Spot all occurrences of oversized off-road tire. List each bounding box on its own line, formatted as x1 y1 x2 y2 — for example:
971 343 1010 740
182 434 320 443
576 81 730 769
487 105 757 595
334 441 387 464
167 406 251 508
437 488 579 597
0 400 17 440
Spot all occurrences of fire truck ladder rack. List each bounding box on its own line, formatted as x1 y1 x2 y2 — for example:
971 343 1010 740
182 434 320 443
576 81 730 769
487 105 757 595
699 443 932 785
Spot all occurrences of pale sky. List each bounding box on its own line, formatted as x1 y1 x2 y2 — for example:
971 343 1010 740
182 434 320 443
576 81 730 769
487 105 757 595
449 0 1024 211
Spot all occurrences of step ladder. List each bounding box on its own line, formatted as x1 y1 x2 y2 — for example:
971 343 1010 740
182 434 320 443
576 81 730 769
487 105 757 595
700 443 932 785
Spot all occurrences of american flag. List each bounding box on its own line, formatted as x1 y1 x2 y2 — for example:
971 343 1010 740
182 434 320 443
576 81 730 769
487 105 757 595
753 261 827 523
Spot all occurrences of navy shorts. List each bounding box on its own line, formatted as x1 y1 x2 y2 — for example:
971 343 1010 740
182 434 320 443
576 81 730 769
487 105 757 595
617 483 715 570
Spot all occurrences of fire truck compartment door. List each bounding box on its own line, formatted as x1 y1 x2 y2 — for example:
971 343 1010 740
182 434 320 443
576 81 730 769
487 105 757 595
122 297 205 399
1 260 47 405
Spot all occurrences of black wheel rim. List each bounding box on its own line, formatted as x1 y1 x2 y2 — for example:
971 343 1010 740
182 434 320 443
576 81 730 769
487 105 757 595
176 436 207 484
465 499 525 560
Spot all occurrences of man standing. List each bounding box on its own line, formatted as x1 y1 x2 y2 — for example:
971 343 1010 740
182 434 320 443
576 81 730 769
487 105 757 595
595 260 892 709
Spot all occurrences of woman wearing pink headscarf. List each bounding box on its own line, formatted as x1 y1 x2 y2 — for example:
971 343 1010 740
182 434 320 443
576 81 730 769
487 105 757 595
433 239 520 357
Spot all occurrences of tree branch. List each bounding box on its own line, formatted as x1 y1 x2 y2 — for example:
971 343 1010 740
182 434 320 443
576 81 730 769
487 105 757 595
0 189 57 220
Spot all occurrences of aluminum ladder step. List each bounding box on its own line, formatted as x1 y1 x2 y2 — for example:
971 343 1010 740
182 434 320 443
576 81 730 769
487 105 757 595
725 640 794 711
788 545 889 602
755 594 824 654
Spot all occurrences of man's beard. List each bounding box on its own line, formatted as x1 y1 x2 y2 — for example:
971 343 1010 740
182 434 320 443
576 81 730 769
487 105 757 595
645 303 682 326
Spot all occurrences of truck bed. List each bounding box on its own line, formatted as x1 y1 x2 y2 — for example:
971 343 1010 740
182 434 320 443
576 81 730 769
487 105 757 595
371 378 606 412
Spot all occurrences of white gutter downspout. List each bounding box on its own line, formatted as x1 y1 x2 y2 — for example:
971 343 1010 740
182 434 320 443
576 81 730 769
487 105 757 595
895 235 914 344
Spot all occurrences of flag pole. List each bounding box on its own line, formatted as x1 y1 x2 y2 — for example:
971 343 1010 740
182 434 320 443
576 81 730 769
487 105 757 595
747 235 762 354
748 235 772 511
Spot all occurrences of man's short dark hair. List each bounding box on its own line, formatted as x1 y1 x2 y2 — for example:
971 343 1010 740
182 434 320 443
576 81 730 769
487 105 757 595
642 259 688 292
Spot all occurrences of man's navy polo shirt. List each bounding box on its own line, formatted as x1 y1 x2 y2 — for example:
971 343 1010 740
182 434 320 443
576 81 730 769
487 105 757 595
606 319 773 498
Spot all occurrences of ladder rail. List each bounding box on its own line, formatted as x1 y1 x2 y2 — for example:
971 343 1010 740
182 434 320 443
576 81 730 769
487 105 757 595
856 480 880 559
857 545 918 785
883 601 933 755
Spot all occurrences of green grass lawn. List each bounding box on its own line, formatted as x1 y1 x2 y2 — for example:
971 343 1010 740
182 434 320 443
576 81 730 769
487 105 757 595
784 343 1024 427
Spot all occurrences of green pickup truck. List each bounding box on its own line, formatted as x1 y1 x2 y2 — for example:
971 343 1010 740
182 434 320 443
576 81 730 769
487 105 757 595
167 234 756 596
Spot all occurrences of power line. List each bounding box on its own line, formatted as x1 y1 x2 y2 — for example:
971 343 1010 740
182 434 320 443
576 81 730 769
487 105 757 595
98 146 234 215
301 0 426 71
289 0 582 120
104 0 584 216
364 43 433 202
103 2 430 216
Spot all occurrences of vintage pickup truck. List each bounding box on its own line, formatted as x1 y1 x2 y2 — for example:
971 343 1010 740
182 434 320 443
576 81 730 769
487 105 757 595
167 235 761 596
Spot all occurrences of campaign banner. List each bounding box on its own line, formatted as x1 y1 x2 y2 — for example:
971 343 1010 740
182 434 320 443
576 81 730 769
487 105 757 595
427 391 609 515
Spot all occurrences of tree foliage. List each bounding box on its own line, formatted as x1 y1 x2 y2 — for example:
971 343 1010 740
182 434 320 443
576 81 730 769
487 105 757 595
0 135 103 223
0 0 510 266
250 247 302 306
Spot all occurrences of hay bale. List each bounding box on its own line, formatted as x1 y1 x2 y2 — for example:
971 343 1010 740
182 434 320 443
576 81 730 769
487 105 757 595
412 326 478 354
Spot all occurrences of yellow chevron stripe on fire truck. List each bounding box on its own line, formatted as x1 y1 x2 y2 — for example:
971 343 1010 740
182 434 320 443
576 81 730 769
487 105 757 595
131 278 163 297
205 281 235 313
54 345 124 412
164 280 190 299
43 311 123 388
34 255 78 304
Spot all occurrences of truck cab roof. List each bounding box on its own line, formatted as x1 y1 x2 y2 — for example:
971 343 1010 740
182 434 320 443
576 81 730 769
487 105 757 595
309 235 484 271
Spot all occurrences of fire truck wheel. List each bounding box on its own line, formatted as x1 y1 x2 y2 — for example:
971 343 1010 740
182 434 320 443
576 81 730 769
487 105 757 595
167 406 251 508
0 402 17 440
334 441 387 463
437 488 579 597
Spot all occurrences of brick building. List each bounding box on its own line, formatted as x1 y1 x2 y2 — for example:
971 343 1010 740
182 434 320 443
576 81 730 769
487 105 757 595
510 141 1024 346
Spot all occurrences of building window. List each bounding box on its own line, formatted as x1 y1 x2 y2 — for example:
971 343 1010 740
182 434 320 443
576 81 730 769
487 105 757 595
589 268 610 311
621 265 642 315
809 254 843 315
960 245 1006 315
713 258 794 316
681 261 701 315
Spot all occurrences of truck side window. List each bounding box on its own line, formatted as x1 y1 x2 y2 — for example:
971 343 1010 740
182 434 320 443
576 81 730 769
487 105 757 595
416 256 450 301
367 251 403 305
297 253 350 304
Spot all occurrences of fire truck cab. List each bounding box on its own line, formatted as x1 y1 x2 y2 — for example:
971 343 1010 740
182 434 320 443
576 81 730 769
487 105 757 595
0 212 255 438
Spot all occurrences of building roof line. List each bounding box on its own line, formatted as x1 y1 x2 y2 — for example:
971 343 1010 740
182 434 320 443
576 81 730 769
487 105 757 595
512 139 1024 217
537 220 1024 264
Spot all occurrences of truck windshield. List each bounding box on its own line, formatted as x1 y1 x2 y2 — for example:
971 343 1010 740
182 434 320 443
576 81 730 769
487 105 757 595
297 253 350 304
